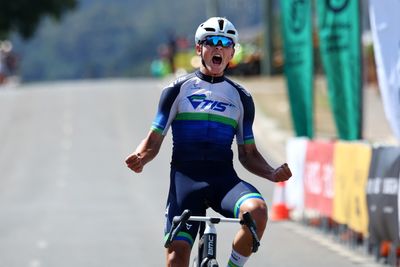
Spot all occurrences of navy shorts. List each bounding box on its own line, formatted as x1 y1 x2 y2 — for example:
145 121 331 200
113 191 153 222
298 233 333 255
164 161 264 247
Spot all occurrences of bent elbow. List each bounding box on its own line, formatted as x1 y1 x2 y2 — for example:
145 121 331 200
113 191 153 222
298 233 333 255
238 153 249 166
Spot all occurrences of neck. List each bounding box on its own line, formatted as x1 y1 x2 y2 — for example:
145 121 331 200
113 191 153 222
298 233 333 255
196 70 225 83
200 65 224 77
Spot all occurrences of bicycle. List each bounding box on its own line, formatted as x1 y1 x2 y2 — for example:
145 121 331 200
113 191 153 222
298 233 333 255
164 209 260 267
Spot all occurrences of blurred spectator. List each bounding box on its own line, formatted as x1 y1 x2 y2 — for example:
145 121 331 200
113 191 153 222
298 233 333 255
150 58 171 77
167 34 177 73
0 40 19 85
0 44 5 84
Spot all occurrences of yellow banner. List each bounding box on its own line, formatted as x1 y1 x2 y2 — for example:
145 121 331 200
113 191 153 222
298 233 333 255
332 142 372 235
347 143 372 235
332 142 353 225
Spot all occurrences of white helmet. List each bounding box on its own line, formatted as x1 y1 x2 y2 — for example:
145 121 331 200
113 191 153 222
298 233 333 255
195 17 238 45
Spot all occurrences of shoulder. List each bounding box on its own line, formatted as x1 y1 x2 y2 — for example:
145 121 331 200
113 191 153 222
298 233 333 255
224 77 252 99
166 72 197 89
224 77 255 114
160 72 197 101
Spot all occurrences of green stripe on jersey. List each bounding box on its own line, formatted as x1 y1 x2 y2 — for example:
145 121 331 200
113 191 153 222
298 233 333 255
175 112 237 128
244 138 255 144
150 126 163 134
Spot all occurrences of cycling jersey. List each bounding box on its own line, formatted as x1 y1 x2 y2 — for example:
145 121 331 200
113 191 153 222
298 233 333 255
151 70 255 163
153 70 265 247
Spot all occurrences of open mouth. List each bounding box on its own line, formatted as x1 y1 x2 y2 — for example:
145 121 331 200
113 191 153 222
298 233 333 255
212 55 222 65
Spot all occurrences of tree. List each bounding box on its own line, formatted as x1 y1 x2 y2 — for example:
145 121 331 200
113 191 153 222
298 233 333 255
0 0 77 39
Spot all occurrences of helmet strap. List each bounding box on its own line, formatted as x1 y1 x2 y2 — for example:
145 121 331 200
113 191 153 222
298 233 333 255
200 45 207 69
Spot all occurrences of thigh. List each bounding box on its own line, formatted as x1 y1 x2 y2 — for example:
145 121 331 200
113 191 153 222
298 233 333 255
219 180 265 218
164 169 207 247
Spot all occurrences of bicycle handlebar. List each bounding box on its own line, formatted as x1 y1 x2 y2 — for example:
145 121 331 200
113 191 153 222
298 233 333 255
164 209 260 253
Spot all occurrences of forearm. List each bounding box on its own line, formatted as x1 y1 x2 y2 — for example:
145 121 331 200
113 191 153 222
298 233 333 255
238 144 292 183
134 138 159 165
126 130 164 173
239 149 275 181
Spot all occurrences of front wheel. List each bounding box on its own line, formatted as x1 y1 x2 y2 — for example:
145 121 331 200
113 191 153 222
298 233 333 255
207 259 218 267
199 257 218 267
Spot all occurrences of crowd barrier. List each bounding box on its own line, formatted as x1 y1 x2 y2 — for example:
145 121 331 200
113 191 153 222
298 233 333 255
285 138 400 265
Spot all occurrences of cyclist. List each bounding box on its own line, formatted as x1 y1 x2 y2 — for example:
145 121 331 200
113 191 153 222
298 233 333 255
125 17 292 267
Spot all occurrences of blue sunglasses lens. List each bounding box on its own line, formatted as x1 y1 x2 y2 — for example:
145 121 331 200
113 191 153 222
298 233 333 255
204 36 234 47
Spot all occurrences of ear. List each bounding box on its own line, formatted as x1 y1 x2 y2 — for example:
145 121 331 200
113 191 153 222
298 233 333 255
230 48 235 58
195 44 202 56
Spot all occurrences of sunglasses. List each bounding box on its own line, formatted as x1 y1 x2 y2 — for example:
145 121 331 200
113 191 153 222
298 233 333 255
203 36 234 48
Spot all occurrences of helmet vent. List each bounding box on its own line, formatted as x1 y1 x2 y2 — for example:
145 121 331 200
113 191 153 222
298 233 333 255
204 27 215 32
227 30 236 35
218 19 224 31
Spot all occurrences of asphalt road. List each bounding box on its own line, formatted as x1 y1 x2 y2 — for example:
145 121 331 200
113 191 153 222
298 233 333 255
0 79 385 267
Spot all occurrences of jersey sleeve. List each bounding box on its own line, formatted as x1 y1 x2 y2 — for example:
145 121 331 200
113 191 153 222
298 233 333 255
151 83 181 136
236 90 256 145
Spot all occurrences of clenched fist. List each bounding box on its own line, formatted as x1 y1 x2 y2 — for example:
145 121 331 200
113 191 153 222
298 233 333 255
272 163 292 182
125 153 144 173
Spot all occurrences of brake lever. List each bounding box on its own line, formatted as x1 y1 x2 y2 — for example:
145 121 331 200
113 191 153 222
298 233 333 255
164 209 192 248
241 212 260 253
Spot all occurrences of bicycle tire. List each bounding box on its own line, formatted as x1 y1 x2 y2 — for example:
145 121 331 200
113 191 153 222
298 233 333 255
207 259 218 267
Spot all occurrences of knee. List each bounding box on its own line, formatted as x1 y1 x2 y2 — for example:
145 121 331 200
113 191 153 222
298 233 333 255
166 241 191 267
166 251 185 267
240 199 268 233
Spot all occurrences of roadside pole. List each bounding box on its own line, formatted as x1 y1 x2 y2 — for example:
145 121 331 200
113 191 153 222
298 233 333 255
206 0 220 18
261 0 274 76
